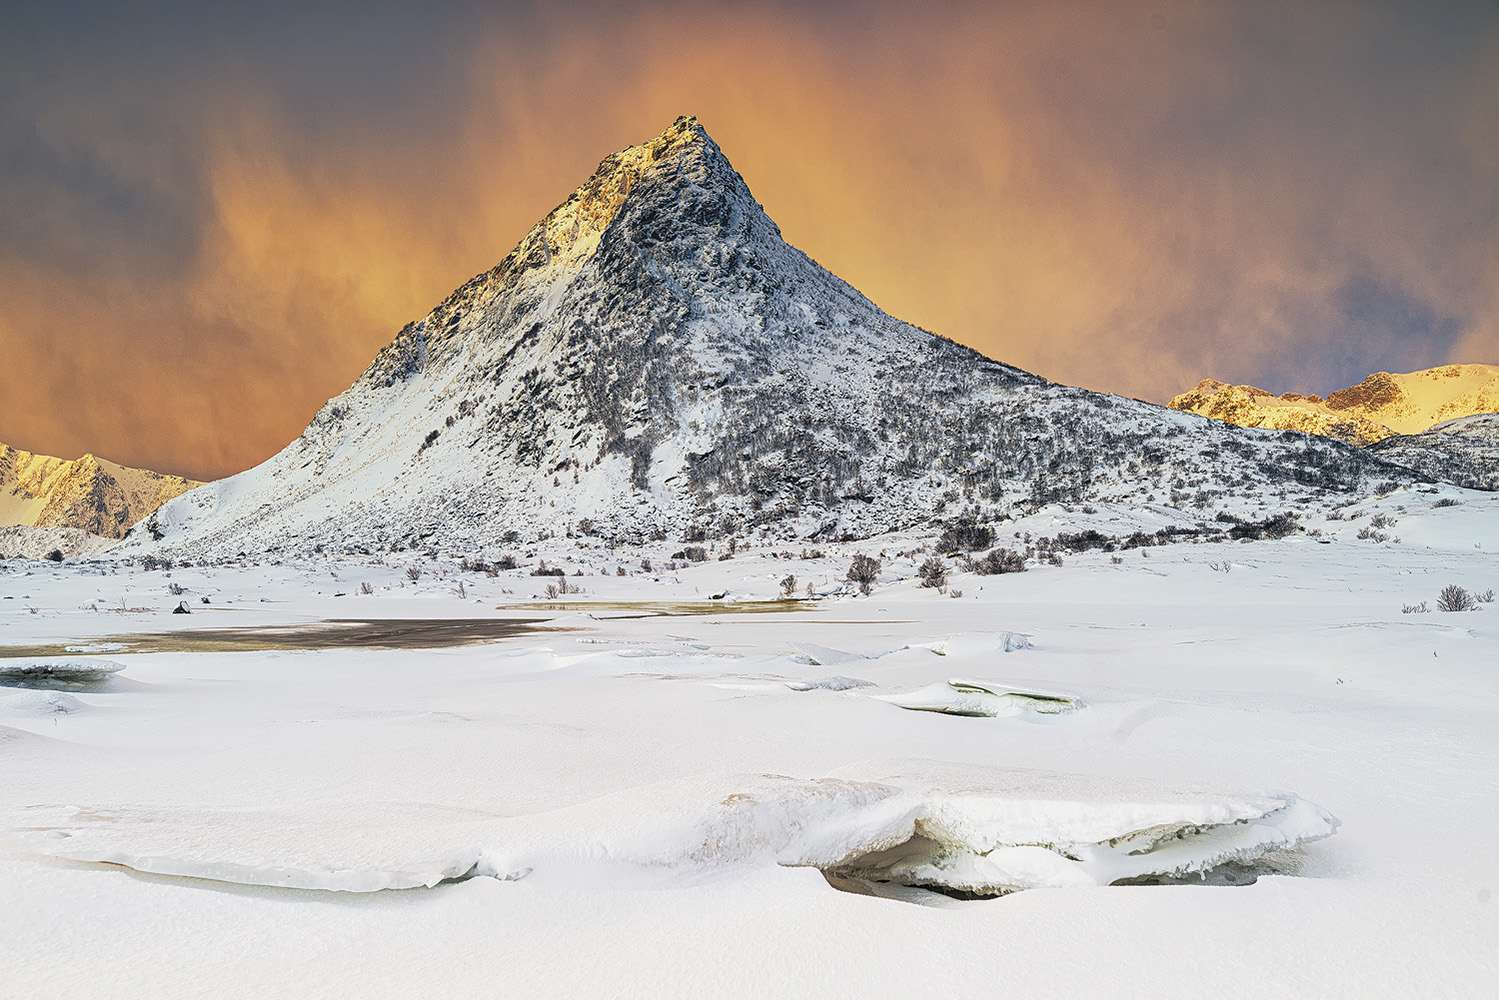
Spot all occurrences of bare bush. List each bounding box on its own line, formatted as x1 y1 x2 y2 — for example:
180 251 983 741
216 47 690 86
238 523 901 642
167 582 186 596
530 560 565 577
1437 585 1478 612
936 519 992 554
973 549 1025 575
779 574 798 597
1402 601 1429 614
359 582 375 595
846 554 880 595
405 566 423 582
1479 589 1495 603
917 556 947 589
671 546 708 562
1433 498 1459 508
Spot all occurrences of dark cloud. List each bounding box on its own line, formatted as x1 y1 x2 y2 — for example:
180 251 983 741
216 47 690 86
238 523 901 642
0 0 1495 479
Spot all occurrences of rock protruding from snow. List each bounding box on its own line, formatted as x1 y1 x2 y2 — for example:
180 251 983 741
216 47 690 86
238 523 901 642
133 117 1416 559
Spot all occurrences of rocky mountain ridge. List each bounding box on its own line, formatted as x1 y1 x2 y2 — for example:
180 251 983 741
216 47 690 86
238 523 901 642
133 117 1417 560
1170 364 1499 447
1 442 199 540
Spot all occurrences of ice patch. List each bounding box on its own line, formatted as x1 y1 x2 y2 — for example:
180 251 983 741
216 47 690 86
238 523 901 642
874 679 1081 717
29 765 1334 900
788 642 865 666
0 659 126 680
0 659 126 690
911 632 1034 656
786 676 875 692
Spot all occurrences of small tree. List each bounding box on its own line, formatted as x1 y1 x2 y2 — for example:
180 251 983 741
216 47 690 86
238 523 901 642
779 574 797 597
847 554 880 596
917 556 947 589
1437 585 1478 612
46 549 64 562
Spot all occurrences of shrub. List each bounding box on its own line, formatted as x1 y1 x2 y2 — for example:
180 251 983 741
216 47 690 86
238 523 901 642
167 582 186 595
1436 585 1478 612
917 556 947 589
936 520 992 554
46 549 64 562
530 561 566 577
359 582 375 595
846 554 881 595
973 548 1026 575
671 546 708 563
1479 589 1496 604
1056 530 1114 552
1433 498 1460 508
405 566 423 582
493 554 518 571
779 574 798 597
1228 513 1299 541
1402 601 1429 614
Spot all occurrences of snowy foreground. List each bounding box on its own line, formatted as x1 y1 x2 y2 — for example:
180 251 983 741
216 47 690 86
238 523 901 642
3 489 1498 998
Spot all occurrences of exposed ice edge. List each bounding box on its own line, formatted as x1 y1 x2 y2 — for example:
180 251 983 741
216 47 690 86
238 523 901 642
38 768 1338 897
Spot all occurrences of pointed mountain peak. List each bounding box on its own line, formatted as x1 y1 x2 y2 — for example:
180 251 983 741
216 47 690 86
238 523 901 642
516 115 750 268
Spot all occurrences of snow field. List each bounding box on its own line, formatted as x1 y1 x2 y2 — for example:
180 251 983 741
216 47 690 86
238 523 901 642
2 493 1498 997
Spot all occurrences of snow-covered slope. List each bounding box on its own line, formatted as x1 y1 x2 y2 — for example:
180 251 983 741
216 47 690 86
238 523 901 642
136 117 1414 559
1368 413 1499 490
1170 364 1499 447
0 443 198 539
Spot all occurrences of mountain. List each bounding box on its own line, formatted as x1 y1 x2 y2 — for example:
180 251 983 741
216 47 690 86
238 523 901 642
0 442 199 540
135 117 1416 560
1368 413 1499 491
1169 364 1499 447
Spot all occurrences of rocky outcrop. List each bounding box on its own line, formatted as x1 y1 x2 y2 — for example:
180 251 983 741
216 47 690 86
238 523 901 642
0 444 199 539
1170 365 1499 447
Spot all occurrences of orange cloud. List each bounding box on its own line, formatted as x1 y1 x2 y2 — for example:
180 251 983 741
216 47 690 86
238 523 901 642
1 0 1495 480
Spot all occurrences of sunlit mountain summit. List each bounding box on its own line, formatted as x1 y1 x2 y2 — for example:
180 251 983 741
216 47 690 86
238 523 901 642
135 117 1409 558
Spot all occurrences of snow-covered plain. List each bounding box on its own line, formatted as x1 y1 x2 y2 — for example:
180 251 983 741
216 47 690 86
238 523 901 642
3 487 1498 997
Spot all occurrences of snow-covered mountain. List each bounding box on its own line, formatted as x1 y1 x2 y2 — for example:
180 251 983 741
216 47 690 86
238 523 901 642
137 117 1416 559
1368 413 1499 491
1170 364 1499 447
0 442 198 540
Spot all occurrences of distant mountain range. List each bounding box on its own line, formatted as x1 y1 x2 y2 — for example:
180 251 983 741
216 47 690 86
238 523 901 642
0 443 198 541
1169 365 1499 447
127 116 1414 560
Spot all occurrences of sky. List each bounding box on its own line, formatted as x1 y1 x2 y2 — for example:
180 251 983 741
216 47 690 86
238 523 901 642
2 0 1496 481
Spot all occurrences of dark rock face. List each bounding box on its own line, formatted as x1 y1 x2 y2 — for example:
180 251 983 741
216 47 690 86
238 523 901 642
1327 372 1403 412
134 117 1419 558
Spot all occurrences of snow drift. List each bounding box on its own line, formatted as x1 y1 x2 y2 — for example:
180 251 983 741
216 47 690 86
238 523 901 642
32 765 1336 899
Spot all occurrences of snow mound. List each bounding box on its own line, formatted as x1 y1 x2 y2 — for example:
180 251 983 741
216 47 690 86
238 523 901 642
32 765 1334 898
0 692 85 717
874 679 1081 717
